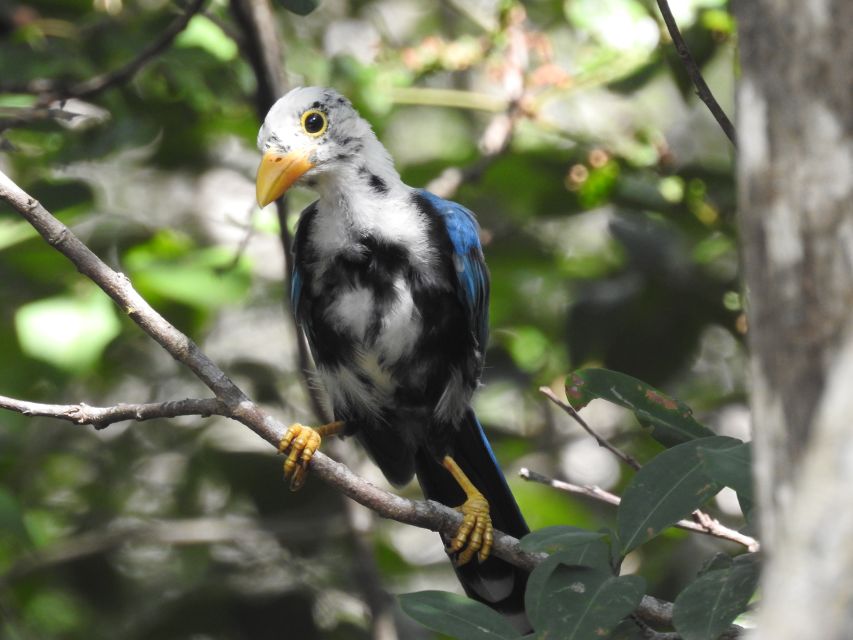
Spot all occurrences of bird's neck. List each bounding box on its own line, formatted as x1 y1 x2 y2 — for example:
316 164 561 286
312 140 411 232
307 145 430 259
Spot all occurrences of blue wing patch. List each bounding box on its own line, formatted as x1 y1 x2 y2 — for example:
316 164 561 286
418 190 490 351
290 266 303 318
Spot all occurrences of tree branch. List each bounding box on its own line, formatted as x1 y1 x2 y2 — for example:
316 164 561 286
654 0 736 146
0 167 689 629
520 468 759 551
0 395 226 430
540 385 642 470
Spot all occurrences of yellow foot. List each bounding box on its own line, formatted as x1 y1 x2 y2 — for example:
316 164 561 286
278 421 344 491
442 455 494 565
451 492 494 565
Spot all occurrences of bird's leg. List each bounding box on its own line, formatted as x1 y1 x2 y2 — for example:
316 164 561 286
279 421 345 491
442 455 494 566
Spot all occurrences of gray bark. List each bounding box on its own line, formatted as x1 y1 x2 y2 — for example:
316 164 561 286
734 0 853 637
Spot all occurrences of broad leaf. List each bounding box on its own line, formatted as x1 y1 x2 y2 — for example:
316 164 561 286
519 526 606 555
565 369 715 447
537 565 645 639
618 436 740 553
673 554 759 640
698 441 753 502
525 546 614 630
399 591 519 640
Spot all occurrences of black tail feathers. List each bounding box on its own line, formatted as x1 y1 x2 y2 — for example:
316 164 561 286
415 409 530 632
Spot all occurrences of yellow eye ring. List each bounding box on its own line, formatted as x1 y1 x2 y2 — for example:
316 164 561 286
300 109 328 137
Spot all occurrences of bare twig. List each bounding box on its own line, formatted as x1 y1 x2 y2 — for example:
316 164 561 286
654 0 737 146
540 386 642 470
0 395 225 430
519 468 759 552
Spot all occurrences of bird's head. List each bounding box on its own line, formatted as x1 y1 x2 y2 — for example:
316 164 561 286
255 86 391 207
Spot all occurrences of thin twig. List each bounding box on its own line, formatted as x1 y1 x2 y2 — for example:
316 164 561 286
654 0 737 146
519 468 759 552
0 395 225 430
540 386 642 470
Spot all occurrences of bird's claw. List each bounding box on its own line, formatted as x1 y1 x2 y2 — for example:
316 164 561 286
278 423 322 491
450 493 493 566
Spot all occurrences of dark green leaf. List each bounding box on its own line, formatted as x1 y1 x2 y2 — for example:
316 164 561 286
673 554 759 640
609 618 651 639
537 565 645 638
565 369 716 447
399 591 519 640
519 526 606 555
525 545 614 630
698 441 753 501
278 0 319 15
618 436 741 553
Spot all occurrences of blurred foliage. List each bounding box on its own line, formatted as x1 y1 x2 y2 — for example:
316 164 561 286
0 0 744 637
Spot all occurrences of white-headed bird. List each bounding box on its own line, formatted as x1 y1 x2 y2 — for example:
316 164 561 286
256 87 529 626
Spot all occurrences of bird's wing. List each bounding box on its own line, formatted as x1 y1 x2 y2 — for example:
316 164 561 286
290 266 303 318
418 190 490 351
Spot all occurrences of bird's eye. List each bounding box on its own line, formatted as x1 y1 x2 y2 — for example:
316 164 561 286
301 109 328 137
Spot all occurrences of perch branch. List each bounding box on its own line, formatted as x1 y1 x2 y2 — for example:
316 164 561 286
1 168 548 567
0 168 686 629
520 468 759 552
654 0 736 146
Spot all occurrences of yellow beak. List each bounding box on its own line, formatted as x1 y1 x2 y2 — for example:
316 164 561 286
255 149 314 207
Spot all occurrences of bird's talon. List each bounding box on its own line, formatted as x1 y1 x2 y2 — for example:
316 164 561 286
450 493 492 567
278 422 322 491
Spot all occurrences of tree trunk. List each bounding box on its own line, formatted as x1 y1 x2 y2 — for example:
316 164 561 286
734 1 853 637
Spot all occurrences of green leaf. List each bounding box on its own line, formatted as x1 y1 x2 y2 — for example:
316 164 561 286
519 526 606 555
14 287 122 372
536 565 645 638
565 369 716 447
617 436 741 553
698 441 753 502
399 591 519 640
525 545 614 629
278 0 319 16
175 16 238 61
673 554 760 640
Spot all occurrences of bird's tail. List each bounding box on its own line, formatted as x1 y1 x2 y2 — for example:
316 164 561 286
415 408 530 631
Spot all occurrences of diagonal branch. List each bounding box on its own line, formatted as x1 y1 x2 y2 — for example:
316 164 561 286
520 468 759 551
540 385 642 470
0 168 538 571
0 169 694 630
654 0 737 146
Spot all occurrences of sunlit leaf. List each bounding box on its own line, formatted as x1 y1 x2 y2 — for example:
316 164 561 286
14 287 121 372
176 16 238 61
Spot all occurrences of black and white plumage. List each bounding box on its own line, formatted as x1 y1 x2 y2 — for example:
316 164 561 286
256 87 529 625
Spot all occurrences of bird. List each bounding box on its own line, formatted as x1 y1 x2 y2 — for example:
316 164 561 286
255 86 529 626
